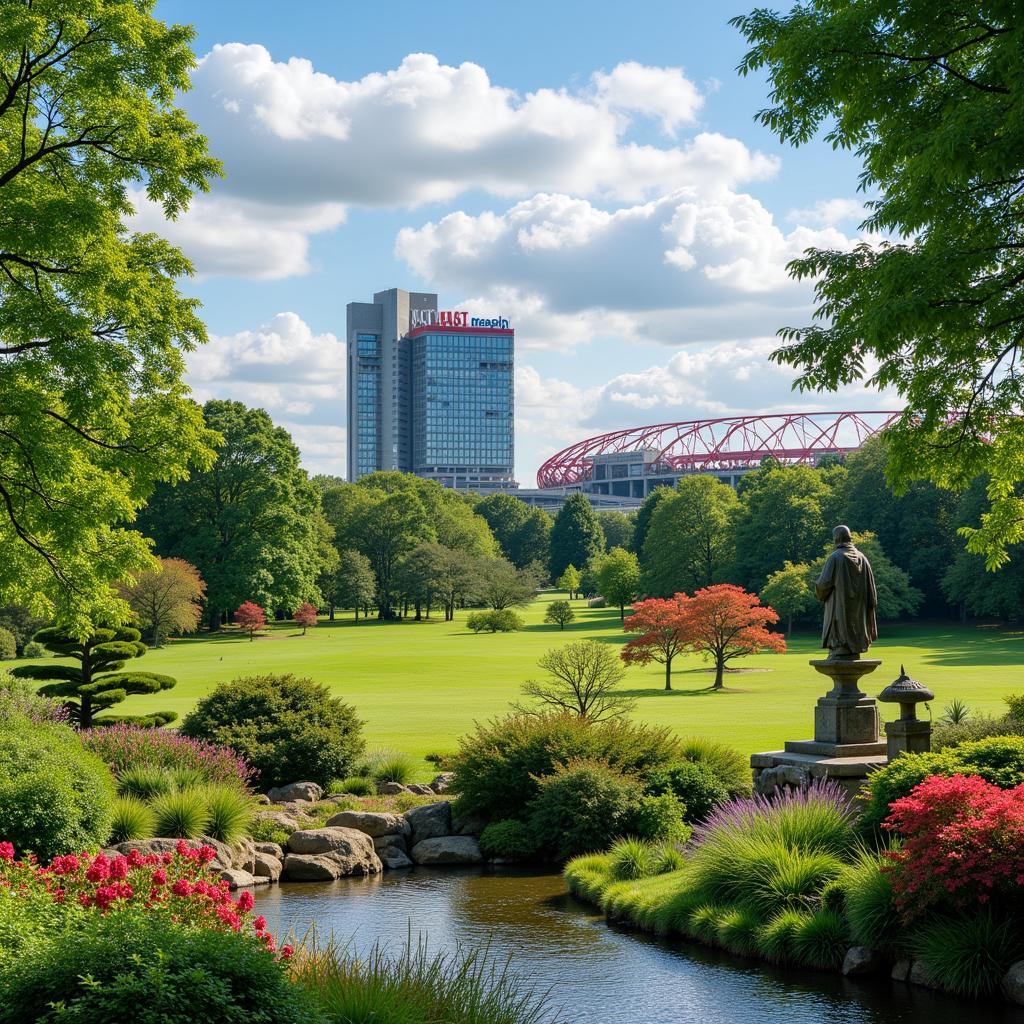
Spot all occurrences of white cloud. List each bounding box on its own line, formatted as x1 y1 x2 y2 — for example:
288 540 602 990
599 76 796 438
593 60 704 135
788 197 866 227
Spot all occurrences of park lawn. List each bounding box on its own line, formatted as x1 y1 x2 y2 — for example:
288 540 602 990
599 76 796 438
5 594 1023 779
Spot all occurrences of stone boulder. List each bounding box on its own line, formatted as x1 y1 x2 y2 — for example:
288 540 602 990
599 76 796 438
430 772 455 793
452 813 487 837
380 849 413 870
891 959 912 982
326 811 410 838
842 947 881 977
410 836 483 866
377 781 410 795
406 784 435 796
372 833 408 855
255 810 304 834
113 838 185 860
254 841 285 859
284 827 382 878
282 854 345 881
405 802 452 844
220 868 264 889
908 960 936 989
253 853 282 882
267 781 323 803
1003 961 1024 1005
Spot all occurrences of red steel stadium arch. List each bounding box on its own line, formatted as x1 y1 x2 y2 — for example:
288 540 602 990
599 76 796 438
536 411 903 489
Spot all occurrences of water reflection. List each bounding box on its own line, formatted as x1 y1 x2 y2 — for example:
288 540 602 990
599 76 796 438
254 867 1024 1024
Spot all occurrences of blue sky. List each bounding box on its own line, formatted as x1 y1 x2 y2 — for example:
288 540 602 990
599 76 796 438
150 0 889 482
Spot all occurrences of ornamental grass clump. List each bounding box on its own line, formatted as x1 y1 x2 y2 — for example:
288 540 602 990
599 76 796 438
203 785 256 845
108 795 157 843
117 763 173 800
150 788 211 840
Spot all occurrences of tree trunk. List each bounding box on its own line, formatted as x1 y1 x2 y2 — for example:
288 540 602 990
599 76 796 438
786 614 792 637
329 604 335 621
209 608 222 631
414 600 422 621
665 656 672 691
714 656 724 689
619 603 625 621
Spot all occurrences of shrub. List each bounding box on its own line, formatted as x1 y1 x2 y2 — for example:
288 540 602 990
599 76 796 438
645 760 729 823
294 939 553 1024
528 758 645 861
913 911 1024 998
249 819 291 847
628 794 691 844
676 736 752 797
334 775 377 797
861 735 1024 832
169 765 209 792
450 712 682 824
117 764 173 800
607 837 655 881
651 844 686 874
108 795 157 843
21 641 46 660
791 909 848 969
932 713 1024 751
81 724 255 791
0 672 68 725
203 785 255 844
756 907 808 962
150 789 211 839
1005 693 1024 721
0 914 313 1024
181 673 365 789
0 718 115 860
366 750 417 784
466 609 524 633
840 850 902 952
480 819 539 861
715 906 762 955
0 628 16 661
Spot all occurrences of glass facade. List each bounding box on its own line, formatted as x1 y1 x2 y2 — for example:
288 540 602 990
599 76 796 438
354 333 381 479
410 330 514 480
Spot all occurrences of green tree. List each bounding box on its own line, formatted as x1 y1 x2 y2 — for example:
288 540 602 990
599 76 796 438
595 547 642 621
11 625 176 728
641 476 739 597
478 557 538 610
518 641 634 722
333 548 376 621
632 487 673 554
761 560 814 635
550 494 604 580
138 401 323 629
733 466 832 589
116 557 206 646
511 508 553 571
544 599 576 630
397 543 446 620
597 511 634 551
733 3 1024 567
0 1 221 632
475 493 552 569
557 565 582 600
433 545 484 622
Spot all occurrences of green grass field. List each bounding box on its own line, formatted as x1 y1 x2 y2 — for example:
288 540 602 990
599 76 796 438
5 594 1022 776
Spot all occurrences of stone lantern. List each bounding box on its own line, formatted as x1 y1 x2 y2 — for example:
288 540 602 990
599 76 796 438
877 665 934 759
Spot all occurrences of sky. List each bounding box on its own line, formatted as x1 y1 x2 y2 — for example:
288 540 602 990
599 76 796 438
151 0 896 484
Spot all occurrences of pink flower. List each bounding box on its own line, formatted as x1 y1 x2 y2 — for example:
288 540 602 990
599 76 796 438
253 915 267 932
280 944 294 960
236 890 254 912
0 842 14 862
151 868 167 886
171 878 192 898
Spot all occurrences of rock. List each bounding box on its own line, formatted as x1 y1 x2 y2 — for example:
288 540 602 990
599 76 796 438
452 813 487 837
267 781 323 803
282 854 345 881
891 959 912 982
430 772 455 793
377 781 411 795
842 947 880 977
405 802 452 844
286 827 382 876
197 836 233 871
113 838 186 860
255 810 303 834
220 868 261 889
254 841 285 859
326 811 410 838
227 837 256 872
908 960 936 988
253 853 282 882
406 784 435 796
372 833 408 855
380 849 413 870
1003 960 1024 1005
410 836 483 865
256 794 271 805
273 800 318 817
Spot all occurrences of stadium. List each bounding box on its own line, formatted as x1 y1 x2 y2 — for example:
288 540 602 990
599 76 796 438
518 411 902 510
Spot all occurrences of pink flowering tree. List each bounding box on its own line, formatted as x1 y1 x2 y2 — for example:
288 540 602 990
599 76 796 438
234 601 266 642
293 602 318 636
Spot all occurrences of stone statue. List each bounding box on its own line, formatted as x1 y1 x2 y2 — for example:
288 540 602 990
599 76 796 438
815 525 878 660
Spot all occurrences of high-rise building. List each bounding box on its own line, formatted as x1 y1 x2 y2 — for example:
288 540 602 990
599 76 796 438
346 288 516 491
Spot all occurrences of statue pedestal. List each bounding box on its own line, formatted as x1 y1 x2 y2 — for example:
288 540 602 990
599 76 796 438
751 658 887 799
885 718 932 759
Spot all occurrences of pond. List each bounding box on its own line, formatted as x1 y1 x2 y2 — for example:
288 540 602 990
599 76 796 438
255 867 1024 1024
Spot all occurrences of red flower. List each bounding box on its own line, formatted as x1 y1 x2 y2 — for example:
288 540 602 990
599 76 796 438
0 842 13 862
253 915 267 932
236 890 254 912
280 944 294 960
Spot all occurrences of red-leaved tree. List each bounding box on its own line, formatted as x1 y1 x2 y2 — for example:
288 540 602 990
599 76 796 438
679 584 786 689
234 601 266 642
621 595 689 690
294 602 318 635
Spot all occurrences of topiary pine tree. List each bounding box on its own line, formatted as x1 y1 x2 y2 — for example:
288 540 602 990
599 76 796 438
10 626 177 728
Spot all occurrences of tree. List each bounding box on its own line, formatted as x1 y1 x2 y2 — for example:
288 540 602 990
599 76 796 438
433 546 484 622
234 602 266 642
294 602 318 635
10 626 176 728
761 561 814 636
733 3 1024 567
138 401 323 629
397 543 446 620
518 641 635 722
0 3 221 631
557 565 582 600
544 600 576 631
808 532 922 621
478 558 538 610
641 476 739 597
550 494 604 580
313 514 341 619
595 547 641 620
632 487 673 554
676 585 786 689
732 466 832 589
510 508 553 571
621 595 690 691
597 511 634 551
334 549 376 621
475 494 550 568
117 558 206 646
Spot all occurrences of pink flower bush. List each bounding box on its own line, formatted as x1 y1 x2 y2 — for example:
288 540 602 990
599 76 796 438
0 839 289 957
882 773 1024 918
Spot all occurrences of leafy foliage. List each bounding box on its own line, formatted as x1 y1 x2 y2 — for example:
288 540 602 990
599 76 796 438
543 600 575 630
10 625 176 728
234 601 267 640
479 819 539 860
116 558 205 646
594 547 641 619
621 595 690 690
645 761 729 824
180 673 365 789
549 494 604 581
294 602 319 635
761 561 814 635
0 628 15 661
333 548 377 619
466 609 524 633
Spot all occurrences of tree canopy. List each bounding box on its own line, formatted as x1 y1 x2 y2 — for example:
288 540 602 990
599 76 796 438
550 493 604 580
733 2 1024 566
117 557 205 646
0 0 221 632
595 547 641 620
